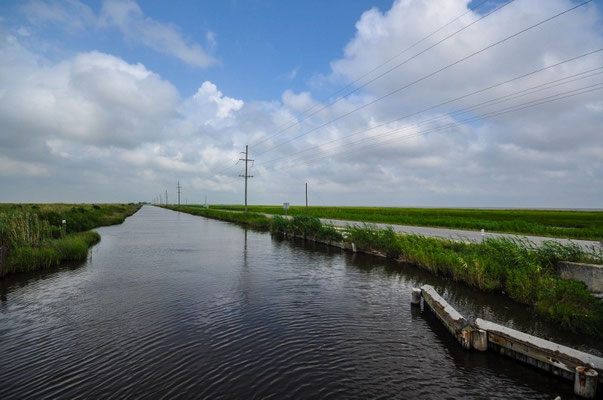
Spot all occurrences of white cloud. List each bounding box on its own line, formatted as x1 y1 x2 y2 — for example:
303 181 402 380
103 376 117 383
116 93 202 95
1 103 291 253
22 0 96 32
21 0 217 68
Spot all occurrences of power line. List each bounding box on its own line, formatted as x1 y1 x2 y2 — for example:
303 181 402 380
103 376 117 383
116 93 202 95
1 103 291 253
254 0 593 158
277 82 603 168
209 0 505 177
250 0 502 150
260 62 603 168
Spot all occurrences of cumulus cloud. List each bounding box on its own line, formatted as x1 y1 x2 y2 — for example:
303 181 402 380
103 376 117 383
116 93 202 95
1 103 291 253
0 37 179 151
21 0 217 68
254 0 603 207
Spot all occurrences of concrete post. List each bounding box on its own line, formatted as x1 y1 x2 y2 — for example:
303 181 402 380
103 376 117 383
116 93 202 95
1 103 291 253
351 242 357 253
574 366 598 398
411 288 422 305
471 329 488 352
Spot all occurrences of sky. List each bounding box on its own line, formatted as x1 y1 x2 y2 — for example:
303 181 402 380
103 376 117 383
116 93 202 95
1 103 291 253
0 0 602 208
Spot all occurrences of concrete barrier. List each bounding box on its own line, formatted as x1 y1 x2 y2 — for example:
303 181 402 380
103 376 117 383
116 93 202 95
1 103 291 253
475 318 603 390
415 286 602 398
420 285 472 349
557 261 602 293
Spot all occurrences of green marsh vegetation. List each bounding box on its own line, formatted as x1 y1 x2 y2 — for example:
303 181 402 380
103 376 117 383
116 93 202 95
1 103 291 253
164 205 272 230
169 205 603 337
0 203 141 276
209 205 603 240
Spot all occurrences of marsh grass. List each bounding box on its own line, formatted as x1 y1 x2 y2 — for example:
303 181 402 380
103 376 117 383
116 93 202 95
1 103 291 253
346 225 603 335
166 206 272 230
0 203 140 276
271 215 343 242
7 232 101 273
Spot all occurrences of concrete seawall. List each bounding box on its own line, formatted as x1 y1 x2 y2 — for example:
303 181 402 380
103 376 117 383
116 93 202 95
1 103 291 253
557 261 603 294
414 286 602 398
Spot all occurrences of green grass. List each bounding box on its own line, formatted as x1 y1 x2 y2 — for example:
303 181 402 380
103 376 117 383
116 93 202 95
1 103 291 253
163 205 272 230
169 206 603 337
204 205 603 240
6 231 101 274
347 225 603 336
0 203 141 276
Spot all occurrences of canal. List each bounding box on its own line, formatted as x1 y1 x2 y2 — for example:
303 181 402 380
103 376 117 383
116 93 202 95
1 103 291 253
0 205 600 399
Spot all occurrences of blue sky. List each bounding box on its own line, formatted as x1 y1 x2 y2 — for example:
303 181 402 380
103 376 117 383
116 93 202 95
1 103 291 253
0 0 602 207
3 0 399 99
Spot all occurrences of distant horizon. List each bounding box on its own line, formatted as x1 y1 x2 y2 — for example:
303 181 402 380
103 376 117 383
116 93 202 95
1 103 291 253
2 201 603 212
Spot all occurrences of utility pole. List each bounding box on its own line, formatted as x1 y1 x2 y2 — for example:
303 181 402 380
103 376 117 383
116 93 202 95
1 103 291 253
239 145 254 213
305 182 308 214
165 189 168 205
177 181 181 209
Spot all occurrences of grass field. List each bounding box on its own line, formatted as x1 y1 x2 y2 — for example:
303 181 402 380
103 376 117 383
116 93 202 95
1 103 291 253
0 203 141 276
206 205 603 240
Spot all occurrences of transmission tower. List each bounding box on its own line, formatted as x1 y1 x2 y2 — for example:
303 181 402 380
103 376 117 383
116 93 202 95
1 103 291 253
239 145 254 213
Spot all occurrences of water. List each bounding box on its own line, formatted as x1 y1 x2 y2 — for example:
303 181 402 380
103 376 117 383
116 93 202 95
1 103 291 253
0 206 600 399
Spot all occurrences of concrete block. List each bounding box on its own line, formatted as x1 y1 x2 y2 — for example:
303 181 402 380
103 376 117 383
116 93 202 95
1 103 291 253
411 288 422 305
557 261 602 293
475 318 603 384
574 366 598 399
421 285 472 349
471 328 488 352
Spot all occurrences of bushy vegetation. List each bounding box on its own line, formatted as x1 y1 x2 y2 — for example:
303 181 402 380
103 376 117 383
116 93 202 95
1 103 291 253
5 231 101 274
346 225 603 336
170 205 603 336
0 203 141 276
271 215 343 242
208 205 603 240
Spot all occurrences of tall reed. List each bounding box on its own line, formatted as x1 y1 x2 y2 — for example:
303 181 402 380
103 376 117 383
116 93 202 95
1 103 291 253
0 211 53 249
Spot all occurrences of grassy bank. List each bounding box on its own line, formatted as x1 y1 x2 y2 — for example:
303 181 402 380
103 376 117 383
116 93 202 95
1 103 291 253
163 205 271 230
208 205 603 240
169 206 603 337
0 203 141 276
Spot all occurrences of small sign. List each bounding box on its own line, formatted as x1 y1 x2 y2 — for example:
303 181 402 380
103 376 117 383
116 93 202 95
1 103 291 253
283 202 290 210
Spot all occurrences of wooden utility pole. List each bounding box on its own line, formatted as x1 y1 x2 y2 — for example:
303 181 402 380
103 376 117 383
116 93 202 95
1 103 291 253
177 181 181 209
165 189 168 205
239 145 254 213
305 182 308 214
